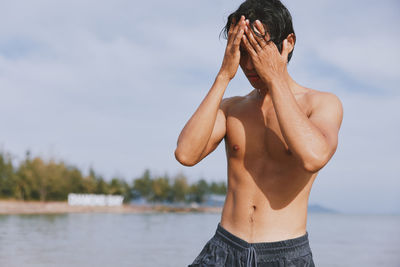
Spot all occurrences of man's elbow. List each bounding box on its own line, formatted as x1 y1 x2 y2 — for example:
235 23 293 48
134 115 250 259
302 161 324 173
302 152 330 173
174 149 197 167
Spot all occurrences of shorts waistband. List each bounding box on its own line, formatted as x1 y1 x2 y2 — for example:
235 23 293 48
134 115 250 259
215 222 311 253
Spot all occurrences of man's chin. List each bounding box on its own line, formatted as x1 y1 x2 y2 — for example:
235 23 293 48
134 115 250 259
248 79 264 90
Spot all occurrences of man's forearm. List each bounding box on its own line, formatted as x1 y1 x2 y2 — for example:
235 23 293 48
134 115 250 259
269 79 329 172
175 74 229 165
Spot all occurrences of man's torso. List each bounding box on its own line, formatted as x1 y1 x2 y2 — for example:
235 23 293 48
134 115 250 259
220 87 320 242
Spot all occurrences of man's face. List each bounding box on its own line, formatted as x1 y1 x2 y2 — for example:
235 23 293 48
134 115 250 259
239 42 264 89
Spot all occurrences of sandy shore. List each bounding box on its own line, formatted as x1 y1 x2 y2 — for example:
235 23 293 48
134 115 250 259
0 200 222 215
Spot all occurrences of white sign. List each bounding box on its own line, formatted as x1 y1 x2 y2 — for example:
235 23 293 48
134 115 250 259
68 193 124 206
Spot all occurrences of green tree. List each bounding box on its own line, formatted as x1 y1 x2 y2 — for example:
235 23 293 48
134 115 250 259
171 173 189 202
15 157 45 200
132 169 152 199
210 181 227 195
95 178 110 194
44 160 69 201
109 177 124 195
0 152 16 198
150 176 171 202
118 180 133 203
82 168 98 194
189 179 209 203
66 167 85 194
0 148 229 204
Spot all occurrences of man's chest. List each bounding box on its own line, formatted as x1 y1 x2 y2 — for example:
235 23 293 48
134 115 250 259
224 98 311 162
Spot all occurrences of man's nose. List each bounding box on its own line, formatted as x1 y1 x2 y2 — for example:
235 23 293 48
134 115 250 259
244 57 255 71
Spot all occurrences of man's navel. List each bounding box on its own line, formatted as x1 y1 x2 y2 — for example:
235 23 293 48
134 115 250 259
249 205 257 223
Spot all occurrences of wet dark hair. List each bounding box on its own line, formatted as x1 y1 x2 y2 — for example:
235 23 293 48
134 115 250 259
222 0 296 62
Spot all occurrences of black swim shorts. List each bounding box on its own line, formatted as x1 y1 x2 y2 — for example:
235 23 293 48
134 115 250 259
188 223 315 267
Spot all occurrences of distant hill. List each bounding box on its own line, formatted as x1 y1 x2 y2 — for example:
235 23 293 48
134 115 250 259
308 204 338 213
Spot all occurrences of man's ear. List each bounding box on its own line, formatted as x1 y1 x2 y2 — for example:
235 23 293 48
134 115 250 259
286 33 296 54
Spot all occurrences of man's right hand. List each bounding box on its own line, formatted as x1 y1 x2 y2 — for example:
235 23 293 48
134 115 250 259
218 15 246 81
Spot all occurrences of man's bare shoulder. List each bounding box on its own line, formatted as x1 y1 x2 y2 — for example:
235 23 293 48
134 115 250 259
304 88 343 122
220 95 245 114
305 88 342 111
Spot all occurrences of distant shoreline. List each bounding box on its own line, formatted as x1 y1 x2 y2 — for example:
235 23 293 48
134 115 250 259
0 200 222 215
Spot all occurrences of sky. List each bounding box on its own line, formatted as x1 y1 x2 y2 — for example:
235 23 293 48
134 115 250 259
0 0 399 214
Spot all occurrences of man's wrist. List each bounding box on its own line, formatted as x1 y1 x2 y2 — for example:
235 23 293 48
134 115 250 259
216 72 232 84
269 76 289 92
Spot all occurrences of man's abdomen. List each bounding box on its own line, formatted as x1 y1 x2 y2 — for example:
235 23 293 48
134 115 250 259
220 169 314 243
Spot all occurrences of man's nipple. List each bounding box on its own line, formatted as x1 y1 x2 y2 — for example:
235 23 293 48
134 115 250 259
233 145 239 151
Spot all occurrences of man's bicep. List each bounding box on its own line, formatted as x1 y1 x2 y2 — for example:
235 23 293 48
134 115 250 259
309 93 343 157
197 99 229 161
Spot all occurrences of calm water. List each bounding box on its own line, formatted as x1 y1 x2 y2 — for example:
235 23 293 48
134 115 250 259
0 212 399 267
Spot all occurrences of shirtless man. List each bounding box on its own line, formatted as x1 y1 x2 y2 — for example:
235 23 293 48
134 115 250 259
175 0 343 266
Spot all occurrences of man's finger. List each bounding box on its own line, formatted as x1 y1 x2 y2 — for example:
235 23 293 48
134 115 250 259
233 27 244 48
254 20 274 49
228 21 234 36
251 22 267 49
244 21 262 52
229 16 244 43
254 20 267 42
241 34 258 58
228 17 238 35
227 21 238 43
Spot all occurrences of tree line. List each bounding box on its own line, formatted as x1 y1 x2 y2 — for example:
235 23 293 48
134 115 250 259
0 151 227 203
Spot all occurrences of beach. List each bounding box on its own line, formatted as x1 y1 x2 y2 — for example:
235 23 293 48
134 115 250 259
0 200 222 214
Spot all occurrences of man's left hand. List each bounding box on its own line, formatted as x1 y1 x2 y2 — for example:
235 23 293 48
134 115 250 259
242 19 290 86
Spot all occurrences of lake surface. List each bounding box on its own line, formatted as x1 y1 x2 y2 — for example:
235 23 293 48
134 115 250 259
0 212 399 267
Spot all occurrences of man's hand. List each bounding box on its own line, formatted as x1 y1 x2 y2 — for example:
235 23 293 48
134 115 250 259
218 16 246 81
242 19 290 86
